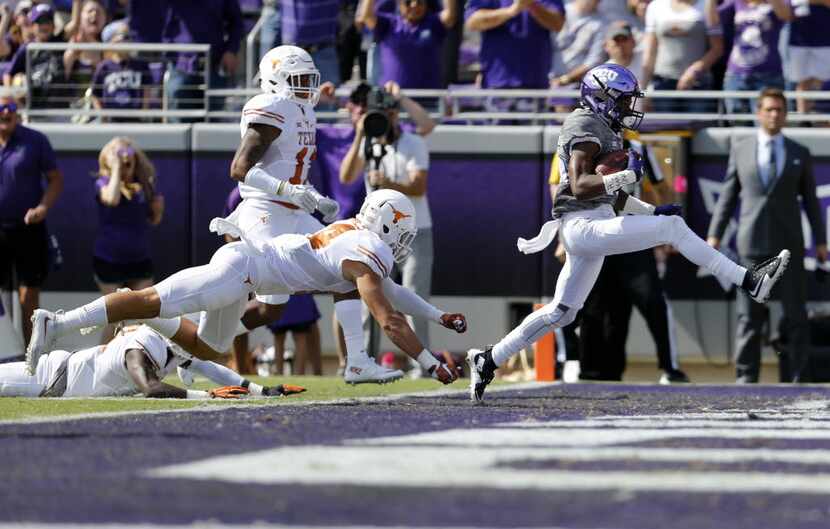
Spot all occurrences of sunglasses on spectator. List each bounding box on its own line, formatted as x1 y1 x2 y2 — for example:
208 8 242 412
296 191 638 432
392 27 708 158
0 102 18 113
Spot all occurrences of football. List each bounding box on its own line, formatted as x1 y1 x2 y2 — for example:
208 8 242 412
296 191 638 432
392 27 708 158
594 149 629 175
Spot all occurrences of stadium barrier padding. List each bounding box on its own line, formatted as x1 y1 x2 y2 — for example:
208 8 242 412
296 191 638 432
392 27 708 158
31 124 830 300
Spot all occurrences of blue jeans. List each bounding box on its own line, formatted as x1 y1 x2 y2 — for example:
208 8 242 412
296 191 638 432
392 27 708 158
723 71 785 114
165 66 228 122
311 45 340 86
651 75 716 114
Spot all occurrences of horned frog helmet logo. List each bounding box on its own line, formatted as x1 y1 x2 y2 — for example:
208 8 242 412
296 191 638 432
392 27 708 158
591 67 619 85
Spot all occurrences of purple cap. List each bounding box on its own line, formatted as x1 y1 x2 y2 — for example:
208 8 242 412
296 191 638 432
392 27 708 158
29 4 54 24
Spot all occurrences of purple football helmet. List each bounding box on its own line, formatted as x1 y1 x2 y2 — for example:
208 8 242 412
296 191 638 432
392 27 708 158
580 63 644 131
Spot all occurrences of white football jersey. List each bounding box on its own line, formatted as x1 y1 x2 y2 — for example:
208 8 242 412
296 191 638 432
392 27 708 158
257 221 394 295
61 326 173 397
238 92 317 202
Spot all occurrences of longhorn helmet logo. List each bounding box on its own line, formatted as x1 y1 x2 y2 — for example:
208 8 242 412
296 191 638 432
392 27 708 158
391 206 411 224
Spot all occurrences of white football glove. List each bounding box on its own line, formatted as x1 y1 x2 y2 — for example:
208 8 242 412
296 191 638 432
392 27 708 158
278 182 317 213
310 189 340 223
177 365 194 387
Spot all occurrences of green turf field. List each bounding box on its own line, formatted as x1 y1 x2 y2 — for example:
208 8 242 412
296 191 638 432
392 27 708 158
0 375 483 422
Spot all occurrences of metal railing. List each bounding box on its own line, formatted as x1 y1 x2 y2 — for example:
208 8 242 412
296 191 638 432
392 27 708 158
23 42 211 121
13 42 830 125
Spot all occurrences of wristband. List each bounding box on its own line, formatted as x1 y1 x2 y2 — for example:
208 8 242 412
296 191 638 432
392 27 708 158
244 166 280 196
602 169 637 195
186 390 208 399
416 349 440 372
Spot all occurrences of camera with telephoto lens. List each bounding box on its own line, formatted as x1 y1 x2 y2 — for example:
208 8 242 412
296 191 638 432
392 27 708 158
363 87 399 139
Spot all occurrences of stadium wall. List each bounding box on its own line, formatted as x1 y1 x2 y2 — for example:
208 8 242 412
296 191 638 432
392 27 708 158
23 124 830 361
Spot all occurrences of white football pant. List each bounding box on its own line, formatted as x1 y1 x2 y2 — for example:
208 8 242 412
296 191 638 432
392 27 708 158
492 206 746 366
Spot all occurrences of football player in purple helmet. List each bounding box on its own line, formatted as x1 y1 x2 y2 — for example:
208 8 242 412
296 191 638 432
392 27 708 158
466 63 792 402
579 63 644 132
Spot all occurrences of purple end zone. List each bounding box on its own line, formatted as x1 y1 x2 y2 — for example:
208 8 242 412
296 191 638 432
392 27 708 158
1 384 830 528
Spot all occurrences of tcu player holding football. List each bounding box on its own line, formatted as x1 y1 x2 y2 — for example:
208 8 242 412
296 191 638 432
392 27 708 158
218 45 401 384
1 321 304 399
467 64 791 401
28 190 466 385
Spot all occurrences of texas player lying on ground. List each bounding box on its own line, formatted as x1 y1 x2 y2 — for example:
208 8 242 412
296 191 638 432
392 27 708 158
28 190 466 384
1 322 304 398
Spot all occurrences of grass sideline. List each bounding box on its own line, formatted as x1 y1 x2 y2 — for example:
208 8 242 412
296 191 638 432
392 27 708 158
0 375 498 421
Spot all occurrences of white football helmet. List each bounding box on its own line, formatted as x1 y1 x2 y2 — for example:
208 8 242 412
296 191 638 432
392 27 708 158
357 189 417 263
258 45 321 106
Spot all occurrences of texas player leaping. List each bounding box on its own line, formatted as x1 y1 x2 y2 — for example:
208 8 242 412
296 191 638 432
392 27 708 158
27 190 466 385
466 64 791 402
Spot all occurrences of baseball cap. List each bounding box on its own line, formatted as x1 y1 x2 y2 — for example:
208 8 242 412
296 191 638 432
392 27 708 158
606 21 634 40
28 4 54 24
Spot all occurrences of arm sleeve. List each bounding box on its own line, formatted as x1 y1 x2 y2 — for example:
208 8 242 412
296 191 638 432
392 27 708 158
242 96 288 130
183 358 245 387
707 140 742 239
644 1 658 34
382 277 443 323
405 136 430 172
38 133 58 174
799 146 826 246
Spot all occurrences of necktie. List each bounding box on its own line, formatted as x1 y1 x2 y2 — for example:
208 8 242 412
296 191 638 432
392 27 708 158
766 140 777 190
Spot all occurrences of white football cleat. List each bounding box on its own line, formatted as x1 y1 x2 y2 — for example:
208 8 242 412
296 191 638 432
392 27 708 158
344 357 404 385
746 249 790 303
466 348 495 403
26 309 59 375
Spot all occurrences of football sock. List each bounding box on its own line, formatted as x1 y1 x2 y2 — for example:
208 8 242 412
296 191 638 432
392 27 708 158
57 297 108 334
492 304 570 366
671 223 747 287
334 299 367 364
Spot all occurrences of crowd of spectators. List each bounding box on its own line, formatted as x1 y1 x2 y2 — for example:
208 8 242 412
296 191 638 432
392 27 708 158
0 0 825 118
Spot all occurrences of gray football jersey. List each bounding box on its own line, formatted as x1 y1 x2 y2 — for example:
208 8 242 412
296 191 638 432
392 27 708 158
552 107 624 218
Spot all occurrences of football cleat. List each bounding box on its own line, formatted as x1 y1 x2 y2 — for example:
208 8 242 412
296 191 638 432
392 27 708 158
344 356 404 385
659 369 690 385
26 309 59 376
466 348 496 403
745 250 790 303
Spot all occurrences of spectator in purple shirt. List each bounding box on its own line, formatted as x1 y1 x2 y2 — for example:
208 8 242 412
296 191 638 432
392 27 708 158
161 0 243 118
91 21 152 121
281 0 344 85
464 0 565 90
788 3 830 114
0 96 63 350
93 136 164 342
357 0 457 89
718 0 792 116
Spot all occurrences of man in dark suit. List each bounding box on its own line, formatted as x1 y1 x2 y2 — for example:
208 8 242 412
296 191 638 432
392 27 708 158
708 88 827 383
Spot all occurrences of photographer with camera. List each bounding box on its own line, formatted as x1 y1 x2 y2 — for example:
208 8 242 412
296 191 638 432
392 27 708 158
340 81 436 377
